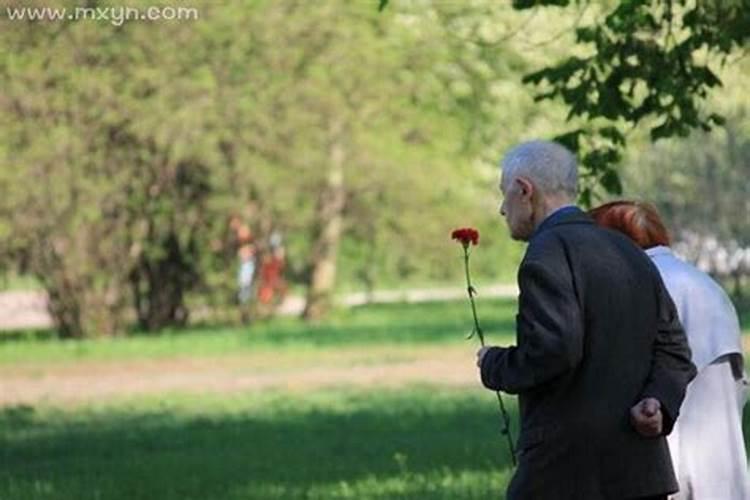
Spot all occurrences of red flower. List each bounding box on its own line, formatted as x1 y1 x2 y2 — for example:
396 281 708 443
451 227 479 247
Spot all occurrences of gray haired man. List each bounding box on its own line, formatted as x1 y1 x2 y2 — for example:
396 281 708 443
477 140 696 499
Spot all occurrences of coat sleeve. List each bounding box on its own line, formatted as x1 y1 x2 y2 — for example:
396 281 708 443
480 258 584 394
639 278 697 435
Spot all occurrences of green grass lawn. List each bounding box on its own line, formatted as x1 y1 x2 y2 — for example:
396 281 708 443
0 299 519 365
0 299 518 499
0 389 516 500
1 297 749 500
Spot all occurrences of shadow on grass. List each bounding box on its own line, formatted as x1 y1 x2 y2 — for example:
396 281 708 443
6 378 750 500
0 389 517 500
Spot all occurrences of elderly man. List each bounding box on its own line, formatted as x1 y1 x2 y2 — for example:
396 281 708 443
477 140 696 500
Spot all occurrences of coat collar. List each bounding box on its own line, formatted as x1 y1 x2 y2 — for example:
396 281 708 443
531 206 592 239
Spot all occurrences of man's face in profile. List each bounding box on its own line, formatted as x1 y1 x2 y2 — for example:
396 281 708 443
499 173 535 242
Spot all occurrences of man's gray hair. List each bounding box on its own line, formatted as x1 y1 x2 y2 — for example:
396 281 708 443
501 140 578 199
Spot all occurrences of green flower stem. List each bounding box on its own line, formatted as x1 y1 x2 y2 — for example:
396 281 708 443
494 392 516 466
463 245 517 467
463 247 484 345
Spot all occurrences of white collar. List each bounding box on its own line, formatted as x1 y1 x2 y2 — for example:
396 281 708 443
645 245 672 257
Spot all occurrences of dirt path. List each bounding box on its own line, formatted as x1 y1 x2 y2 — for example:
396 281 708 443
5 341 750 408
0 285 513 407
0 291 52 330
0 347 480 407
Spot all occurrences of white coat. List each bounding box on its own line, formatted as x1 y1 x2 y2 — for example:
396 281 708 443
647 245 750 500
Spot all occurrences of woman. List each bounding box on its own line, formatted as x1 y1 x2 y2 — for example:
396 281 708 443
590 200 750 500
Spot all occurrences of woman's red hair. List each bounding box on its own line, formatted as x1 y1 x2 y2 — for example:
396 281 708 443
589 201 671 249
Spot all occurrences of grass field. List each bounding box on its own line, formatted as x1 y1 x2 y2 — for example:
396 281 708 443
0 389 516 499
1 298 748 499
0 299 519 499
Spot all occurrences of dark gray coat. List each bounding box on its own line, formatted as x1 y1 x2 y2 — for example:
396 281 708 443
481 207 696 500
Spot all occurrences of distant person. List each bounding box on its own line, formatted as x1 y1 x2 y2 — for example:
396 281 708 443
269 230 283 252
237 224 253 247
477 140 696 499
590 200 750 500
237 243 256 306
257 235 286 308
232 220 256 322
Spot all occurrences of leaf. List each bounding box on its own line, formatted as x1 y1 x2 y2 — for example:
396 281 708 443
579 188 592 209
552 129 584 152
598 126 625 146
575 26 598 44
378 0 389 12
696 66 723 88
650 120 672 141
513 0 571 9
521 68 551 86
708 113 726 126
600 168 623 195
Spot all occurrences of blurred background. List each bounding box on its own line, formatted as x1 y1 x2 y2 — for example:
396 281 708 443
0 1 748 499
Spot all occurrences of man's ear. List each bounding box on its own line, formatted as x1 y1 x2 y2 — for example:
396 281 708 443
515 177 534 199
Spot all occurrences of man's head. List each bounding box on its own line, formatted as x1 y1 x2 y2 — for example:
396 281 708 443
498 140 578 241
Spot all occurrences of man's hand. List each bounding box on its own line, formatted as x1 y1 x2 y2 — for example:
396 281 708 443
630 397 663 437
476 346 492 368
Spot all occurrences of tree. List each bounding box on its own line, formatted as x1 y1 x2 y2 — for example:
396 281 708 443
382 0 750 202
512 0 750 204
0 2 221 335
1 0 559 335
242 1 534 319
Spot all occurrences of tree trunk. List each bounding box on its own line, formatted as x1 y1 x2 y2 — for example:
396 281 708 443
131 233 191 331
46 280 85 339
303 124 346 321
36 246 86 339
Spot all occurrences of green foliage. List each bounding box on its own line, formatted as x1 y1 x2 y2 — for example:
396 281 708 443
1 1 546 336
515 0 750 204
513 0 573 6
16 0 742 334
0 0 227 335
0 2 502 337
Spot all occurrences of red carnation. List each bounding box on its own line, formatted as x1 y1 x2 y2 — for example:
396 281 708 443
451 227 479 247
